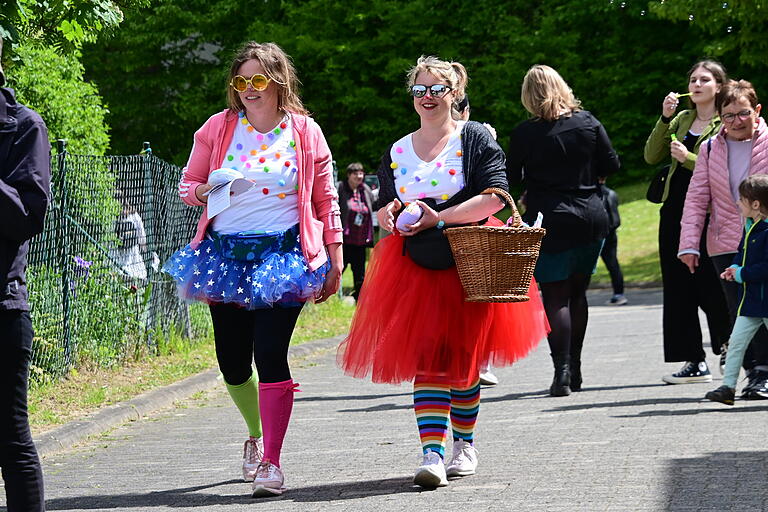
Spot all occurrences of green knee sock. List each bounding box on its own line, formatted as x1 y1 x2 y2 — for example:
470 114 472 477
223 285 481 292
225 373 262 438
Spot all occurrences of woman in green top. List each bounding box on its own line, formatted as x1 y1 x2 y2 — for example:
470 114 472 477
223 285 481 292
644 60 731 385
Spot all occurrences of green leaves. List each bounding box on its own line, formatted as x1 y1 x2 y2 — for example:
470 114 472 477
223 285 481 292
2 0 147 55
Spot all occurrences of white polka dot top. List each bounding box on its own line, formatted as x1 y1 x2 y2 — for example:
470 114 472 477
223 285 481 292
391 121 465 204
211 113 300 234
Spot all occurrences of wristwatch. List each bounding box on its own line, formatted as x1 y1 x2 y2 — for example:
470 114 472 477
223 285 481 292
436 219 445 230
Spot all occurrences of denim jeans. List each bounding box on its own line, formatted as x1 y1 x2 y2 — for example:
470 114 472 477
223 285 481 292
0 309 45 511
723 316 768 389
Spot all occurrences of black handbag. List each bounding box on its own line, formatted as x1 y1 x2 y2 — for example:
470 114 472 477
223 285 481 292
403 227 456 270
646 164 671 204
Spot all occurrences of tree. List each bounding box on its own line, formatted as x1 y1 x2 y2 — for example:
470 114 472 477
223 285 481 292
84 0 768 183
0 0 149 53
649 0 768 67
9 44 110 155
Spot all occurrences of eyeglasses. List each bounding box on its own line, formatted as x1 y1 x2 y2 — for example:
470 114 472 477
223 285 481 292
410 84 451 98
230 74 271 92
721 110 753 123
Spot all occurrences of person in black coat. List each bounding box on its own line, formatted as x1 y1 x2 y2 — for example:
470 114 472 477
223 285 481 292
0 37 51 512
599 179 627 305
507 65 620 396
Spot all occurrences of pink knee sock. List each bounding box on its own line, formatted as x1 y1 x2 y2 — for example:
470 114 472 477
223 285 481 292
258 379 299 468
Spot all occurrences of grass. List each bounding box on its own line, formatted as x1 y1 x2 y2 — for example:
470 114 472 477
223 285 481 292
29 295 356 434
29 341 218 433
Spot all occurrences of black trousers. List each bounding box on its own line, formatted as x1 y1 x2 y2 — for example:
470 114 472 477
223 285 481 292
600 229 624 296
659 170 731 362
342 244 367 301
0 310 45 512
711 253 768 369
209 304 303 385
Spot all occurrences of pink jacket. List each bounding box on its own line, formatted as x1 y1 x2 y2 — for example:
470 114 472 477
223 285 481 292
178 110 342 271
679 117 768 257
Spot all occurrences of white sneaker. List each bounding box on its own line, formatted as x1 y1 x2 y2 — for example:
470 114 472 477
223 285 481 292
413 450 448 488
251 461 285 497
446 440 478 477
479 370 499 386
242 437 264 482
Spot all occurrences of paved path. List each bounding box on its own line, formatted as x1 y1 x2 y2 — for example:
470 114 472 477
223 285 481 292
5 288 768 511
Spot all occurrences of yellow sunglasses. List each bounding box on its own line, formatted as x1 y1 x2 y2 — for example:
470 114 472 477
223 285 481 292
230 74 271 92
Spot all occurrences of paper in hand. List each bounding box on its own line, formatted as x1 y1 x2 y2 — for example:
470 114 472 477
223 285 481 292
206 168 255 219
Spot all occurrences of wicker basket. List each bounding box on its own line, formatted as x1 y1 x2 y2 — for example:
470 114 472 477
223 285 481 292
444 188 546 302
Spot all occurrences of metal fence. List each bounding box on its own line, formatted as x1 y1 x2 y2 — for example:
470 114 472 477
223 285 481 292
27 141 210 384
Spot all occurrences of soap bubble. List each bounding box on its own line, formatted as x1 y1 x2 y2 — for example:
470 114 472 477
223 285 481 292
688 14 694 21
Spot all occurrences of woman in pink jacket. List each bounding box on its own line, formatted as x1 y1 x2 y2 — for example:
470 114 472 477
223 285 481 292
163 42 343 497
679 79 768 399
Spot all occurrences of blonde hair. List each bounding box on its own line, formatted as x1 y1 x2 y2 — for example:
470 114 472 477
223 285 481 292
226 42 308 115
406 55 469 120
521 65 582 121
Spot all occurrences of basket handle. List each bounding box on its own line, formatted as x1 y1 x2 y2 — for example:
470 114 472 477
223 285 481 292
481 187 523 228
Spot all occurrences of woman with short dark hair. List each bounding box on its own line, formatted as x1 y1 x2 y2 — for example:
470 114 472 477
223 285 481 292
679 78 768 398
337 162 374 300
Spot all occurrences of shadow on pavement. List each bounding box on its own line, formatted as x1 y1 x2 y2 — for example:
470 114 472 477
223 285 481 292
295 391 411 403
663 451 768 510
544 396 704 412
337 389 559 413
614 403 768 418
42 477 418 509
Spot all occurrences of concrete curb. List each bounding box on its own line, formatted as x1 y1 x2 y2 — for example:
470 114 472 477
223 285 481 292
33 334 346 458
589 281 663 290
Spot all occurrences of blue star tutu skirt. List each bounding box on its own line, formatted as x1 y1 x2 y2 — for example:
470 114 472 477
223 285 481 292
163 224 329 309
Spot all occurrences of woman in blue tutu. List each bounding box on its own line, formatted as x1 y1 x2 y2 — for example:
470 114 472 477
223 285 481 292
163 41 342 497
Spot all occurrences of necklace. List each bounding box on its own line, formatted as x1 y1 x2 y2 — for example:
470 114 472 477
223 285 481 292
696 113 714 122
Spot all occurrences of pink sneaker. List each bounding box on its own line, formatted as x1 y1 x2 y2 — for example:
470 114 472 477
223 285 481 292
242 437 264 482
251 460 285 497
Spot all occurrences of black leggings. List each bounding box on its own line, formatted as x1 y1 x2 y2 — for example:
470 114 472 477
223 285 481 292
1 310 45 512
342 244 367 300
539 273 592 363
600 229 624 296
209 304 303 385
659 169 731 361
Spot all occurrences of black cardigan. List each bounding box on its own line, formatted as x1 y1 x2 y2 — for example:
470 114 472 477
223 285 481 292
507 110 620 252
376 121 509 212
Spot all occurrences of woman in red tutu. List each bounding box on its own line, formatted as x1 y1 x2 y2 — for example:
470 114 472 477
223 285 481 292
337 55 549 488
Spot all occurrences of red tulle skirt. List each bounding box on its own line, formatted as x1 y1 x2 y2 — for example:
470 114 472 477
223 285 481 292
337 229 550 388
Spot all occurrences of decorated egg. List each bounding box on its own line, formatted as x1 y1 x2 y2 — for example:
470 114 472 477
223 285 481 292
396 202 424 233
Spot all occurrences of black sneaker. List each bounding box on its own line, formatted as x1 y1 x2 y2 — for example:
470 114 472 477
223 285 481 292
662 361 713 384
741 369 768 400
705 385 735 405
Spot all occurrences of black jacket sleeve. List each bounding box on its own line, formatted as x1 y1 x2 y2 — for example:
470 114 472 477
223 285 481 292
375 145 396 210
593 120 620 179
0 108 51 242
